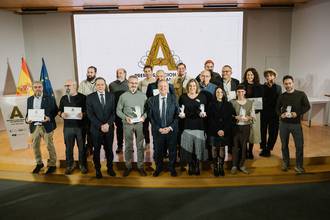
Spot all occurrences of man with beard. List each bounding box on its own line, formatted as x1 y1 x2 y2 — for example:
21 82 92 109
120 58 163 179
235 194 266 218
171 62 192 101
78 66 97 158
26 81 58 174
109 68 129 154
117 75 148 177
276 75 310 174
196 60 222 86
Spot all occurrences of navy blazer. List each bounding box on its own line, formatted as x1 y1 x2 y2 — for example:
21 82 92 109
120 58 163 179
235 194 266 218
146 81 175 98
147 93 179 134
86 91 116 134
26 95 58 133
218 77 240 92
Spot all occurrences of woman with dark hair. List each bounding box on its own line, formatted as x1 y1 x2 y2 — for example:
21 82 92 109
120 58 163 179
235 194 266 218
241 68 263 159
207 87 235 176
179 79 208 175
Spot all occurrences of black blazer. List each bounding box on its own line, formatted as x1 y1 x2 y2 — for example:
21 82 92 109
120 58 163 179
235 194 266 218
146 81 175 98
26 95 58 133
147 93 179 134
218 77 240 92
86 91 116 134
207 100 235 144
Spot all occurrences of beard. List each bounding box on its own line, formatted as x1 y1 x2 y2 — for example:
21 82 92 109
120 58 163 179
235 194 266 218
87 75 96 82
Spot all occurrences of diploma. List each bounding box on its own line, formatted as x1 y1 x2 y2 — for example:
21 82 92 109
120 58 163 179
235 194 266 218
28 109 45 122
227 91 236 101
248 97 263 110
64 107 82 120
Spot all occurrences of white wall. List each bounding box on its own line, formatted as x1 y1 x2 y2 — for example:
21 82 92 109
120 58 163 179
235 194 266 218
0 10 25 130
290 0 330 124
244 9 292 83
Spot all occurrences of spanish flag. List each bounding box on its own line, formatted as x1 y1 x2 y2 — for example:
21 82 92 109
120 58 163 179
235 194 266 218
16 57 33 96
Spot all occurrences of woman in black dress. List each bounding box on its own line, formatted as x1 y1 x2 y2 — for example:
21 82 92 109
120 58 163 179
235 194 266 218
178 79 208 175
207 87 235 176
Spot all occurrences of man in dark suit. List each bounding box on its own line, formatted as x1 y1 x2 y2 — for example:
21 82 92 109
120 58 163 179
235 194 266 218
148 80 179 177
196 59 222 86
26 81 58 174
86 77 116 179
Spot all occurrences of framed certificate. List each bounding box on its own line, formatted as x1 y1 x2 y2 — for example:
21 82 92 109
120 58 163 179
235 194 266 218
248 97 263 110
64 107 82 120
28 109 45 122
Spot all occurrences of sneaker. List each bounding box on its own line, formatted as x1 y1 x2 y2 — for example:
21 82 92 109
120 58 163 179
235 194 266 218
32 163 44 174
240 166 250 174
138 168 147 176
294 167 305 174
45 166 56 175
65 166 74 175
281 163 289 172
231 166 238 175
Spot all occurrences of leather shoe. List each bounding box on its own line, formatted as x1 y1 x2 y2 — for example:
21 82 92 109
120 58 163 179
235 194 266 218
96 169 103 179
107 168 116 177
138 168 147 176
45 166 56 175
153 169 162 177
170 169 177 177
123 168 132 177
32 163 44 174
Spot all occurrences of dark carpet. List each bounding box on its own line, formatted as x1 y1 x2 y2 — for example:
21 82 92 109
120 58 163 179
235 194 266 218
0 179 330 220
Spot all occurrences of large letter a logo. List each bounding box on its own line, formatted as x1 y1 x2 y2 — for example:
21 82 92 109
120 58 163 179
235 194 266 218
146 33 177 71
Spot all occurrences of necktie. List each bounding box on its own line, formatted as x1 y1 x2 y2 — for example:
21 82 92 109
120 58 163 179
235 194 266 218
161 97 166 128
100 94 105 108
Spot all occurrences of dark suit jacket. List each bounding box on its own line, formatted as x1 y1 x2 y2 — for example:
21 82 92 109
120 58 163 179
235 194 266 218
26 95 58 133
86 91 116 134
218 78 240 92
146 81 175 98
147 93 179 135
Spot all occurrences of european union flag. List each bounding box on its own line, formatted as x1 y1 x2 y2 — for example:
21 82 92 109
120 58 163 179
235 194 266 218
40 58 55 97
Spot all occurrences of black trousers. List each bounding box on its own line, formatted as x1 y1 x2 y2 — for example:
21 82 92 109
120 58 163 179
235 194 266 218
233 125 250 168
143 118 150 144
260 113 279 150
63 127 85 167
82 119 93 157
153 131 177 171
91 128 114 170
114 115 124 149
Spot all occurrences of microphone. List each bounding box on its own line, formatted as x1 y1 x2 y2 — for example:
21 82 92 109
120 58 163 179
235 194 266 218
66 88 71 103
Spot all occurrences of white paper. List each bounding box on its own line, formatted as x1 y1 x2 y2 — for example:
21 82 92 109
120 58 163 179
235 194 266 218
152 89 160 96
64 107 82 120
227 91 236 101
28 109 45 122
248 97 263 110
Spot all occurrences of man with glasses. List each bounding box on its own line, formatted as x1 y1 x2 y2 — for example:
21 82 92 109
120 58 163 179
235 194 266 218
26 81 58 174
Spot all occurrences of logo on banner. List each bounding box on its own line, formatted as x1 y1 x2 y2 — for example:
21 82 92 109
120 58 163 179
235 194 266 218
138 33 182 80
10 106 24 119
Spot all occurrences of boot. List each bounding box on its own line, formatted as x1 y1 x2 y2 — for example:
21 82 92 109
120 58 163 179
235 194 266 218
218 158 225 176
195 159 200 176
213 158 219 177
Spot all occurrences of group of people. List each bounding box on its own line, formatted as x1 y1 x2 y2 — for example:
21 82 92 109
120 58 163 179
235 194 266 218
25 59 311 179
